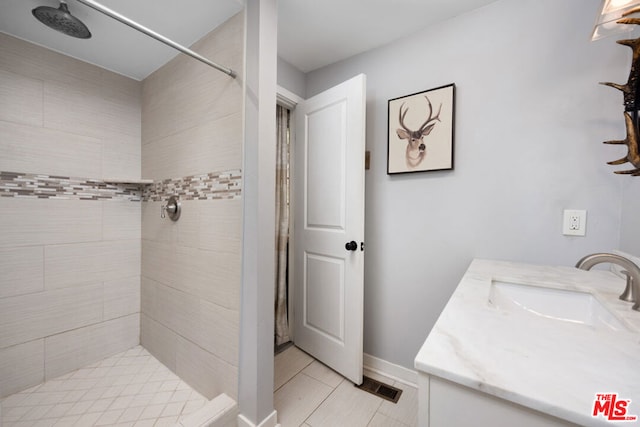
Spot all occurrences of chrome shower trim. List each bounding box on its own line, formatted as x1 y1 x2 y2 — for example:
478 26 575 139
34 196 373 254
74 0 237 78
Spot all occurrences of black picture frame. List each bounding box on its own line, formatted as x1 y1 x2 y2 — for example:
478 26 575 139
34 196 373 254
387 83 455 175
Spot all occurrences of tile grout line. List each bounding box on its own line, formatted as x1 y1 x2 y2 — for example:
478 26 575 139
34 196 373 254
366 397 386 427
298 370 337 390
1 346 208 426
301 377 346 427
273 348 314 393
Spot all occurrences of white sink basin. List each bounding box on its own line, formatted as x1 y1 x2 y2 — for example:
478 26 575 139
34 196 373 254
488 281 627 331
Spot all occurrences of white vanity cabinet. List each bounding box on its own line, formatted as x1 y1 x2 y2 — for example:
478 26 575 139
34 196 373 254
414 258 640 427
417 374 577 427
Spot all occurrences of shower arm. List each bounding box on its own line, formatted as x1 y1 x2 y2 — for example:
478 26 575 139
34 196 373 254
74 0 237 78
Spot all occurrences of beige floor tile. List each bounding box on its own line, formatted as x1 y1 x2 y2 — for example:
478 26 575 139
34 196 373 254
154 415 179 426
367 412 410 427
31 419 58 427
274 346 314 391
306 380 382 427
53 414 81 425
139 403 164 420
274 373 333 427
274 351 416 427
119 405 145 423
74 412 102 425
302 361 343 388
377 382 418 427
95 408 124 425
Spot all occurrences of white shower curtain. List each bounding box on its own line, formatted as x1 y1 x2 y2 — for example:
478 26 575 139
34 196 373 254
275 105 290 346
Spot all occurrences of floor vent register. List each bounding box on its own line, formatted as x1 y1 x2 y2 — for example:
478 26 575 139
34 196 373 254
355 376 403 403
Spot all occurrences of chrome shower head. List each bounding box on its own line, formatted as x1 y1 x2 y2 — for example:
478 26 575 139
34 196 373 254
32 1 92 39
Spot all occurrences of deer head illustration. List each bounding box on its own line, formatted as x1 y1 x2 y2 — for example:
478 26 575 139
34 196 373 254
396 96 442 169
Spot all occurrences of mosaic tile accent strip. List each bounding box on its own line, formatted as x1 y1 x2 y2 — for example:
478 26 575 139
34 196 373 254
142 170 242 201
0 169 243 202
0 171 142 201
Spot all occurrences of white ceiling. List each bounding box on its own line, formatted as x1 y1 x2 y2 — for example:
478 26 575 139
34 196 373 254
278 0 500 73
0 0 499 80
0 0 244 80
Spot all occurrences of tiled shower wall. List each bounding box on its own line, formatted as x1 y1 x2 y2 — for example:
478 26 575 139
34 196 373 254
0 34 142 398
140 12 244 400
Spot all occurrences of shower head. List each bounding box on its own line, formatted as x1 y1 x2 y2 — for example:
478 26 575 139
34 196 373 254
32 1 92 39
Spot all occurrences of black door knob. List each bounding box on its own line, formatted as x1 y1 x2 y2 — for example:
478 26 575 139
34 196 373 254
345 241 357 251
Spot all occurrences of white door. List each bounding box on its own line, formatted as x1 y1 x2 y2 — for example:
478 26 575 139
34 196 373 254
292 74 366 385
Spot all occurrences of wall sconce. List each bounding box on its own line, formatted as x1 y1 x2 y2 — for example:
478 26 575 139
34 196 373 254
592 0 640 40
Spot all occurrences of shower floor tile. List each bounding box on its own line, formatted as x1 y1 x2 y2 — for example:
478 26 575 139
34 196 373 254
1 346 208 427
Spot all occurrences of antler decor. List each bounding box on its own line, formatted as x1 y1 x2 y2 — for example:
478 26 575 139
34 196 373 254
396 96 442 169
604 111 640 174
601 8 640 175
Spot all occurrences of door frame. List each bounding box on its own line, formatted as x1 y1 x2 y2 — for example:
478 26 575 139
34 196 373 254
276 85 303 342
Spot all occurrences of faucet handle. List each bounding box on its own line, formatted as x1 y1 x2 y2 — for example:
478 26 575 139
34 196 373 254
160 196 181 221
620 270 635 302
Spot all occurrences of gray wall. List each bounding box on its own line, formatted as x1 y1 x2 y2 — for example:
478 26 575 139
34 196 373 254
620 180 640 255
306 0 629 369
277 56 306 99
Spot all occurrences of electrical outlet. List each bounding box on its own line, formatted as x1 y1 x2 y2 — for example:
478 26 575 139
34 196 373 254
569 214 580 230
563 209 587 236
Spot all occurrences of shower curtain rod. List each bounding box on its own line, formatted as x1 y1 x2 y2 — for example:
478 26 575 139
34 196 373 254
74 0 237 78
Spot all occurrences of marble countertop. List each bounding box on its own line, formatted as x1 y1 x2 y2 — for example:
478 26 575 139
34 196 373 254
415 258 640 427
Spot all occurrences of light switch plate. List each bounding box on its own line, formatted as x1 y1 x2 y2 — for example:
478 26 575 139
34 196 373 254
563 209 587 236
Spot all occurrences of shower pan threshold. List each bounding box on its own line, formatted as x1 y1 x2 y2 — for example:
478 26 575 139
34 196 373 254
1 345 213 427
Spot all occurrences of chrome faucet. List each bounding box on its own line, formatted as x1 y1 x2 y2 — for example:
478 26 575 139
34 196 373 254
575 253 640 311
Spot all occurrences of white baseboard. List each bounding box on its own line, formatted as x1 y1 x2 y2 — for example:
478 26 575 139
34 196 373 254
237 410 278 427
363 353 418 388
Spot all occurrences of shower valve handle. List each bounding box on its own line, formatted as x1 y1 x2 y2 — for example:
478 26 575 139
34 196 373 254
160 196 181 221
160 204 175 218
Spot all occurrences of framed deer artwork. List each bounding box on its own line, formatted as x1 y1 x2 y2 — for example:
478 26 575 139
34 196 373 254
387 83 455 174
